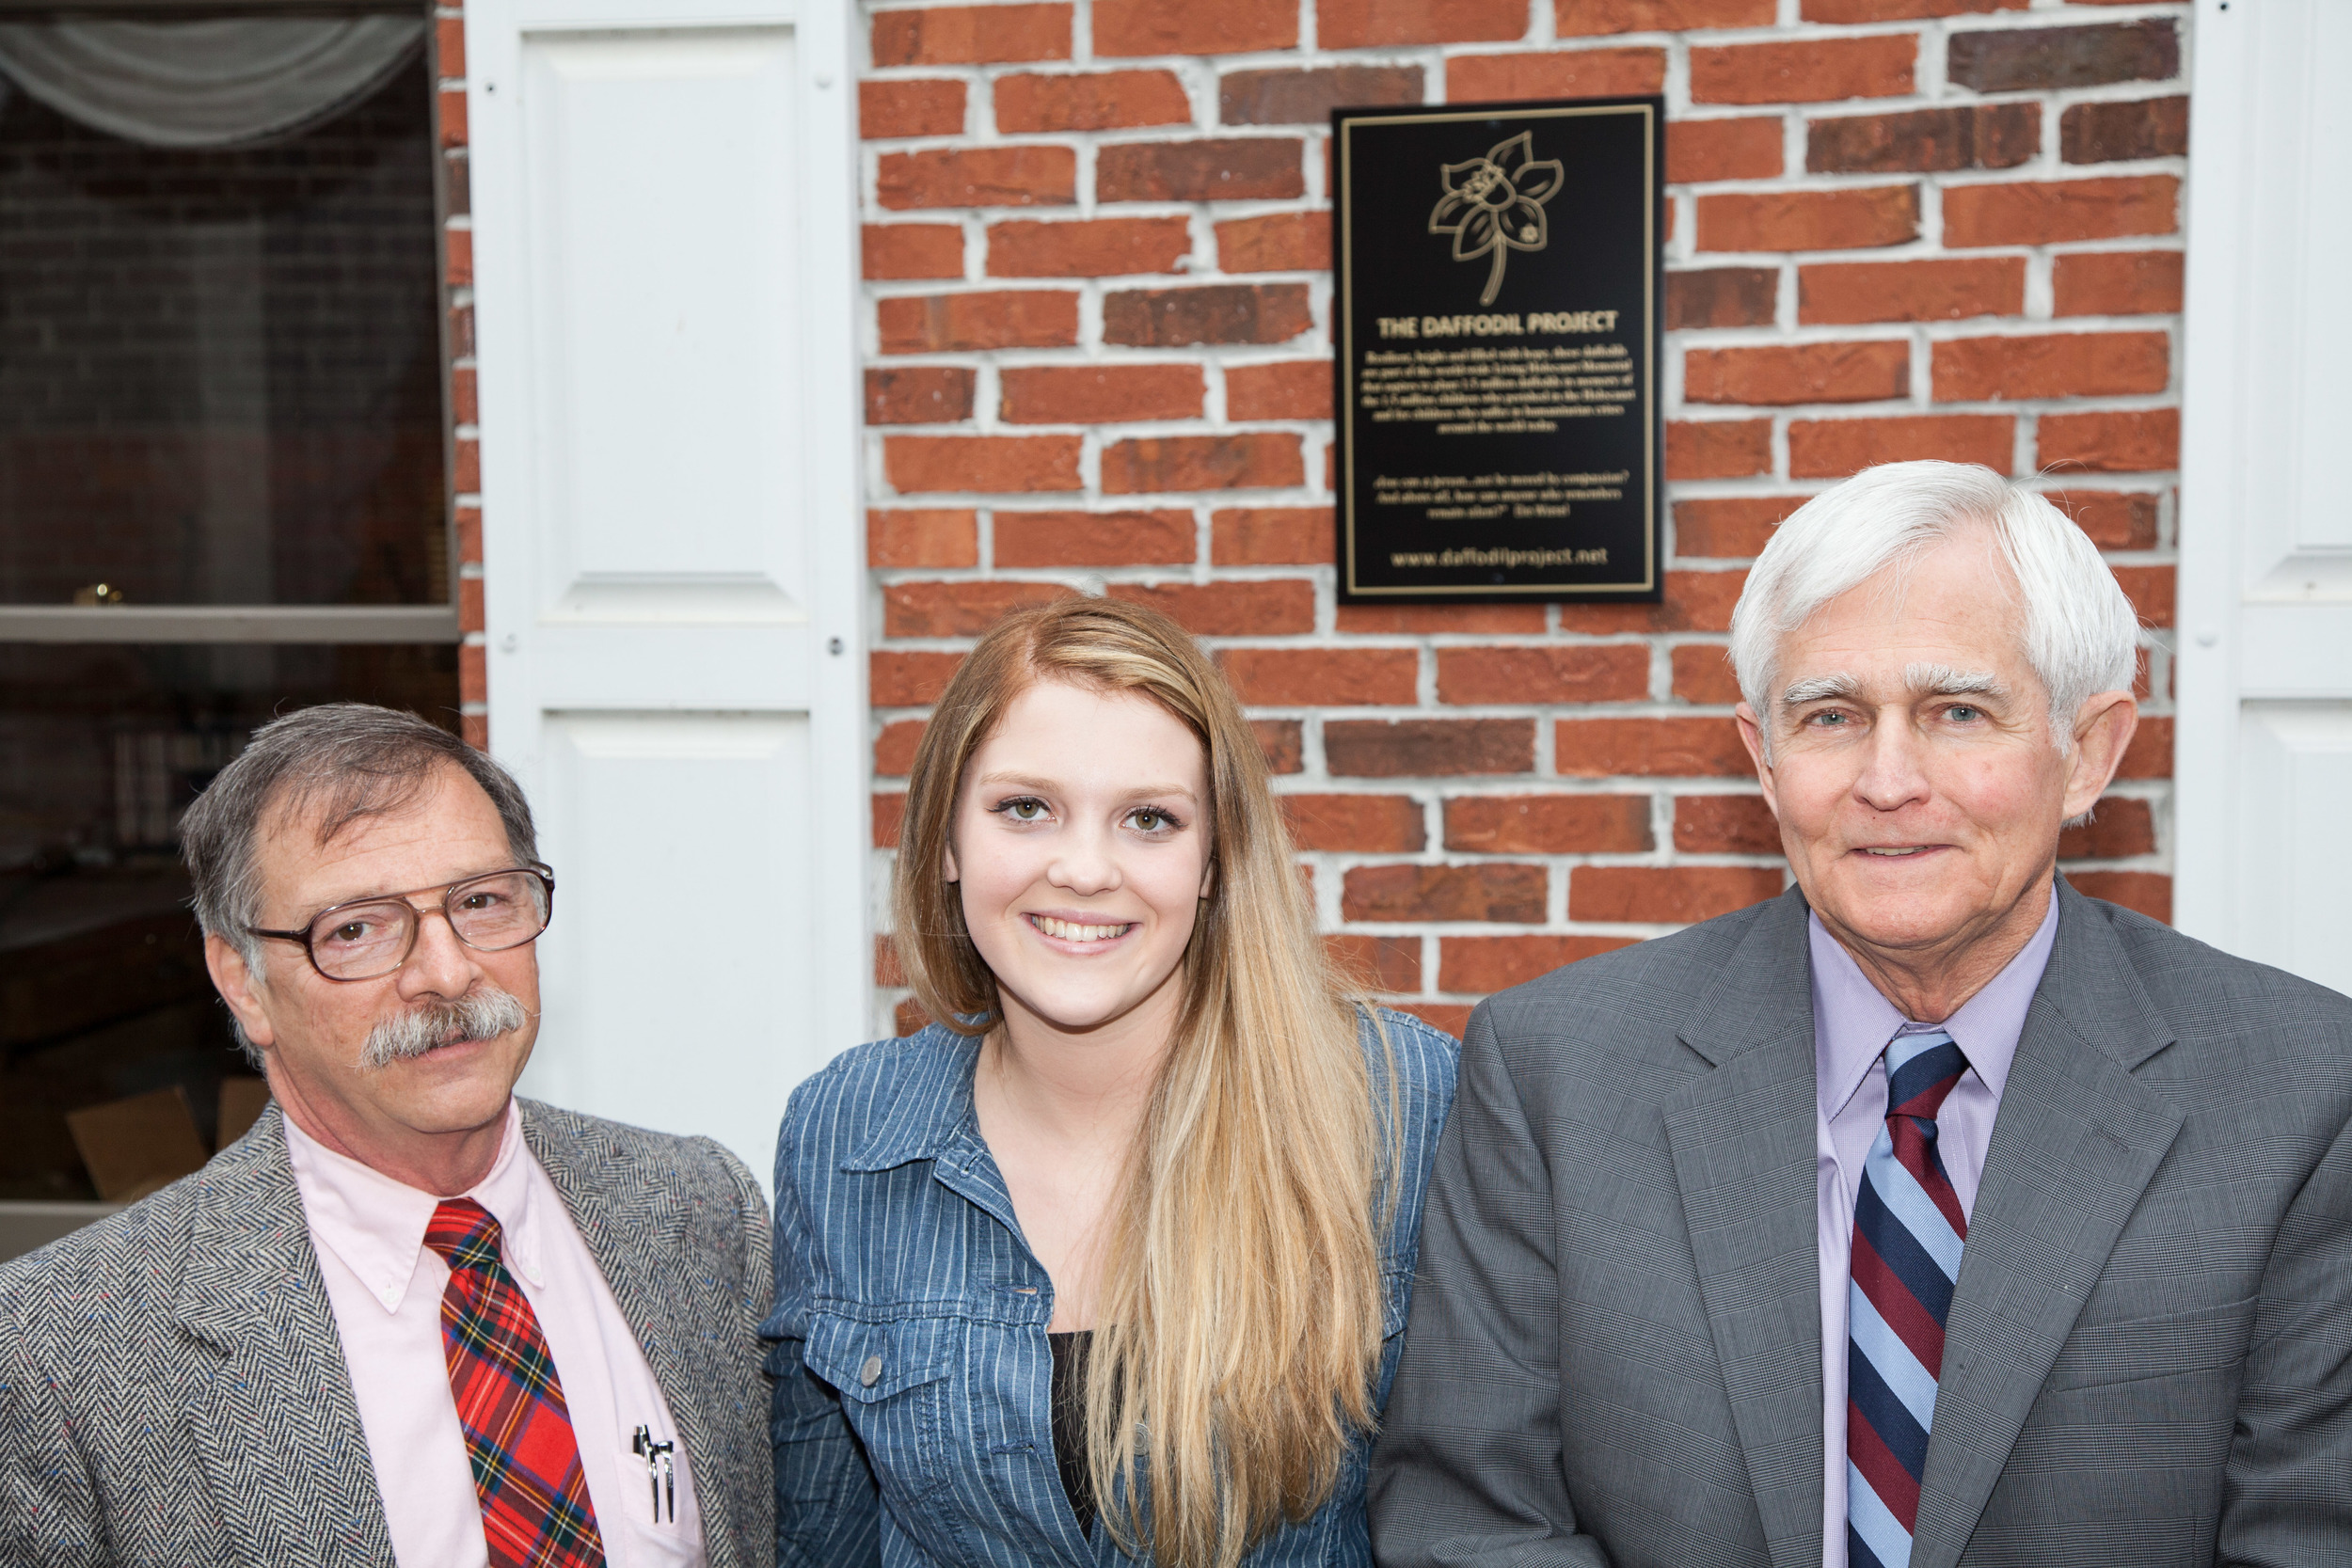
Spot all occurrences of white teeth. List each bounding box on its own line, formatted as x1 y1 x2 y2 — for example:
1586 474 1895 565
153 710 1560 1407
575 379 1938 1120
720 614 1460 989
1032 915 1132 942
1864 847 1926 856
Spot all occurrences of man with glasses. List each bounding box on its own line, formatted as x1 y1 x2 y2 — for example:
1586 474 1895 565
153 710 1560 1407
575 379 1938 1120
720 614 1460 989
0 704 778 1568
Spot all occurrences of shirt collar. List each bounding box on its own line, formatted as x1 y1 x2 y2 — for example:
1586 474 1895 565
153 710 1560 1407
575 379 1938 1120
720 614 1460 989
284 1097 546 1314
1811 884 2059 1123
840 1024 986 1172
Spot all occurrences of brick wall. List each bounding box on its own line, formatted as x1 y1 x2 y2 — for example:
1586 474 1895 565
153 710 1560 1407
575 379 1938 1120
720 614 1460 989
435 7 488 748
859 0 2189 1036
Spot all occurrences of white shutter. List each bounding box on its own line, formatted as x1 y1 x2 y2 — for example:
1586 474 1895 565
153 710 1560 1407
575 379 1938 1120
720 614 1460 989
465 0 865 1174
2176 0 2352 995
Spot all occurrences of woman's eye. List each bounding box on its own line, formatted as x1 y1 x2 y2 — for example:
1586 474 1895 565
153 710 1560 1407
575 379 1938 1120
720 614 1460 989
996 798 1046 821
1130 808 1169 832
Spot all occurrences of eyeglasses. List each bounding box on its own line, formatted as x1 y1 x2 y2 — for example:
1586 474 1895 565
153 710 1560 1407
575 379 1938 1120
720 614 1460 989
247 866 556 982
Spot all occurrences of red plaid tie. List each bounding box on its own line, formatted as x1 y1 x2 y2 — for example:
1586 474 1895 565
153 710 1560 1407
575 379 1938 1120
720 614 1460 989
424 1198 608 1568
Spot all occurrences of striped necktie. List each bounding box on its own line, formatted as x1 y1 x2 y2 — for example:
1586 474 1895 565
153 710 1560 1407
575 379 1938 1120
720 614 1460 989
1846 1028 1969 1568
424 1198 609 1568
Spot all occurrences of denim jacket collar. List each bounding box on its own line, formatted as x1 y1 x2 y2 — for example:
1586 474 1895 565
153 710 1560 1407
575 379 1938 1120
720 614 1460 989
838 1025 1026 1241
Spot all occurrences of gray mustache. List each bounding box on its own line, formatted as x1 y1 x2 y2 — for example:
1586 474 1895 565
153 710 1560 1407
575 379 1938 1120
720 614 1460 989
360 988 531 1069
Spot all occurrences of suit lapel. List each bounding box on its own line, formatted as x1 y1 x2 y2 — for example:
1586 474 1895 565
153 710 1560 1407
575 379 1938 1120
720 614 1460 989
1908 882 2185 1568
174 1107 396 1568
1663 888 1826 1568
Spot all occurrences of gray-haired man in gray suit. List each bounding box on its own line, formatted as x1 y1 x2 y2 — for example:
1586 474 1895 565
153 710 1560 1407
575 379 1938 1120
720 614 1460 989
1371 462 2352 1568
0 705 775 1567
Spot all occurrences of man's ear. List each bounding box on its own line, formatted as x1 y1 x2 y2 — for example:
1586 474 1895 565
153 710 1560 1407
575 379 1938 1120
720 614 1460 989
204 934 277 1053
2061 690 2138 821
1734 702 1781 819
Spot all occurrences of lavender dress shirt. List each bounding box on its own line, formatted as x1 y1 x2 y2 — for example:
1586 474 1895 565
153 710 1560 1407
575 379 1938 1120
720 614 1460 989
1810 888 2058 1568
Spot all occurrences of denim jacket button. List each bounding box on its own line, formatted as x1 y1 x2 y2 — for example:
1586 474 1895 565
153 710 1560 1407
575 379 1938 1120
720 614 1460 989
861 1354 883 1387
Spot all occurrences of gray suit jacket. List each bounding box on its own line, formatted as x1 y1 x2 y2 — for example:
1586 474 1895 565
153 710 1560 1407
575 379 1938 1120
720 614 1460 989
0 1099 775 1568
1369 880 2352 1568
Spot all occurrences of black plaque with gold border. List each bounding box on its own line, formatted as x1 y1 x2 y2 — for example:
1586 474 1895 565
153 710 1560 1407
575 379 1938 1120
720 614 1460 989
1332 98 1664 602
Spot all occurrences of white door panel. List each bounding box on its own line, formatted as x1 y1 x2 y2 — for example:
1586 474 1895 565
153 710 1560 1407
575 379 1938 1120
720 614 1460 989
469 0 864 1177
2176 0 2352 992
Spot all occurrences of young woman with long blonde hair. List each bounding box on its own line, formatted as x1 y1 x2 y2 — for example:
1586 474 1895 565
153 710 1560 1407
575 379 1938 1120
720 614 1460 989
763 597 1458 1568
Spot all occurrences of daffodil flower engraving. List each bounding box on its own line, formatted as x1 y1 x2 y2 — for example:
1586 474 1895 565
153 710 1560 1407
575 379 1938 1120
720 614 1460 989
1428 131 1565 307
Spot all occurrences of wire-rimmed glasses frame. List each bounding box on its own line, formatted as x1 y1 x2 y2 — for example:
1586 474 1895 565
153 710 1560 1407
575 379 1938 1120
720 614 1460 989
246 865 557 982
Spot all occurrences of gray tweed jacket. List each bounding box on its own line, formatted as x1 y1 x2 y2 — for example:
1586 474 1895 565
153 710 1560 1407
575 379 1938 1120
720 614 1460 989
0 1098 775 1568
1370 879 2352 1568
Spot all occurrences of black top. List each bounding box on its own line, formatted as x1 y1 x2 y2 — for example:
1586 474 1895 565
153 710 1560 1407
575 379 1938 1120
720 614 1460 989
1047 1329 1096 1538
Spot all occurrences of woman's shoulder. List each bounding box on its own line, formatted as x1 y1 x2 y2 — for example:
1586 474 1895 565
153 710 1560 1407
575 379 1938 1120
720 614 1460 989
778 1022 975 1145
1357 1005 1462 1094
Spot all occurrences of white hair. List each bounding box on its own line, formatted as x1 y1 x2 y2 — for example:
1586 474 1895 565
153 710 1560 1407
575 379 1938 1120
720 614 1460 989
1728 461 2140 755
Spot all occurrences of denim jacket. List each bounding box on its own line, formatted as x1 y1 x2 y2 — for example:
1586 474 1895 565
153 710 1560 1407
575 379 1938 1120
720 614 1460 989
763 1010 1459 1568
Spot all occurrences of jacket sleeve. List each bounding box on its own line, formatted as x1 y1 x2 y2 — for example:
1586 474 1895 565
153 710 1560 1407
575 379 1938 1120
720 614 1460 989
2218 1108 2352 1564
768 1103 882 1568
1367 1001 1611 1568
0 1305 107 1568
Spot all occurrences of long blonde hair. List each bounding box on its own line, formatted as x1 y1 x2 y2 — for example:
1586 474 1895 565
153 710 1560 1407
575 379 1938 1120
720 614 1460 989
894 598 1388 1568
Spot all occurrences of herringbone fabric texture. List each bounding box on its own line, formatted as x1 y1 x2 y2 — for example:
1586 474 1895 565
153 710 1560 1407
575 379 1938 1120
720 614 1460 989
1848 1030 1968 1568
424 1198 606 1568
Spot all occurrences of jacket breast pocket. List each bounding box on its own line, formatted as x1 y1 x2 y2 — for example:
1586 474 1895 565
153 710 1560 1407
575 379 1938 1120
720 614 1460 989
803 1310 961 1510
2040 1293 2259 1394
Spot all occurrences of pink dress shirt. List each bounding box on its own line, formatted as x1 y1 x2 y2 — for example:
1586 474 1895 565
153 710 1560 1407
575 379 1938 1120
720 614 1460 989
1810 891 2057 1568
285 1101 707 1568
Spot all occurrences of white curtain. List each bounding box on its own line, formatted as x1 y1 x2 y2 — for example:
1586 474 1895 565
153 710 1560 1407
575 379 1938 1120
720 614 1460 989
0 18 423 149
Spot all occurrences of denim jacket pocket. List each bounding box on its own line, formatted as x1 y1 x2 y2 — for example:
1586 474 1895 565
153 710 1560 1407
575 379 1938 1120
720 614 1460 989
805 1310 961 1514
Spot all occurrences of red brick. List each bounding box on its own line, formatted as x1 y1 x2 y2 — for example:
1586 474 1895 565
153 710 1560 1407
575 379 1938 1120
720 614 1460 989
1326 719 1537 777
1698 185 1918 251
1227 361 1331 421
438 88 467 150
2110 563 2174 627
866 366 977 425
455 502 482 564
1437 645 1650 705
2052 250 2183 318
2115 715 2170 780
877 146 1076 210
869 509 979 568
450 366 478 425
1674 794 1781 853
1255 719 1304 774
861 79 966 139
987 217 1190 277
1798 257 2024 324
864 224 965 280
1221 66 1422 125
435 14 466 76
1557 716 1751 777
1558 0 1772 33
1392 1002 1473 1033
1443 794 1652 853
445 229 472 288
1666 420 1772 481
1107 579 1316 635
871 652 966 706
1668 117 1784 183
1216 213 1330 274
1788 414 2013 478
1095 0 1297 55
1671 645 1745 704
1686 341 1909 406
1440 934 1636 992
994 508 1195 567
1555 571 1746 635
876 934 909 987
876 720 928 775
1327 933 1423 991
459 577 485 633
1102 434 1304 494
453 437 480 494
1443 48 1665 103
1947 20 2179 94
1323 0 1525 46
892 998 932 1036
1335 604 1549 634
884 435 1083 494
993 70 1191 133
1222 646 1417 707
2051 489 2159 550
2064 870 2169 924
1667 267 1779 329
871 4 1073 66
872 793 908 849
1103 284 1313 348
1570 865 1784 923
459 644 486 707
1213 507 1334 565
2062 97 2188 166
884 579 1079 638
2057 796 2155 860
1942 176 2179 248
1931 331 2169 403
1279 792 1427 850
448 302 473 358
1343 863 1547 923
1808 103 2037 174
461 712 488 750
999 364 1203 423
877 291 1078 354
1691 37 1914 105
1676 496 1803 558
1097 139 1304 203
2036 409 2178 473
1804 0 2024 17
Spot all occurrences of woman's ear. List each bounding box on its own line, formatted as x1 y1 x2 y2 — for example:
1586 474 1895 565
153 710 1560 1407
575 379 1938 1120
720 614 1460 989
943 842 960 884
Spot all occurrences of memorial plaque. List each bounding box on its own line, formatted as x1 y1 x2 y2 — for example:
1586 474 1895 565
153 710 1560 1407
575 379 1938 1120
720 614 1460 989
1332 99 1664 601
